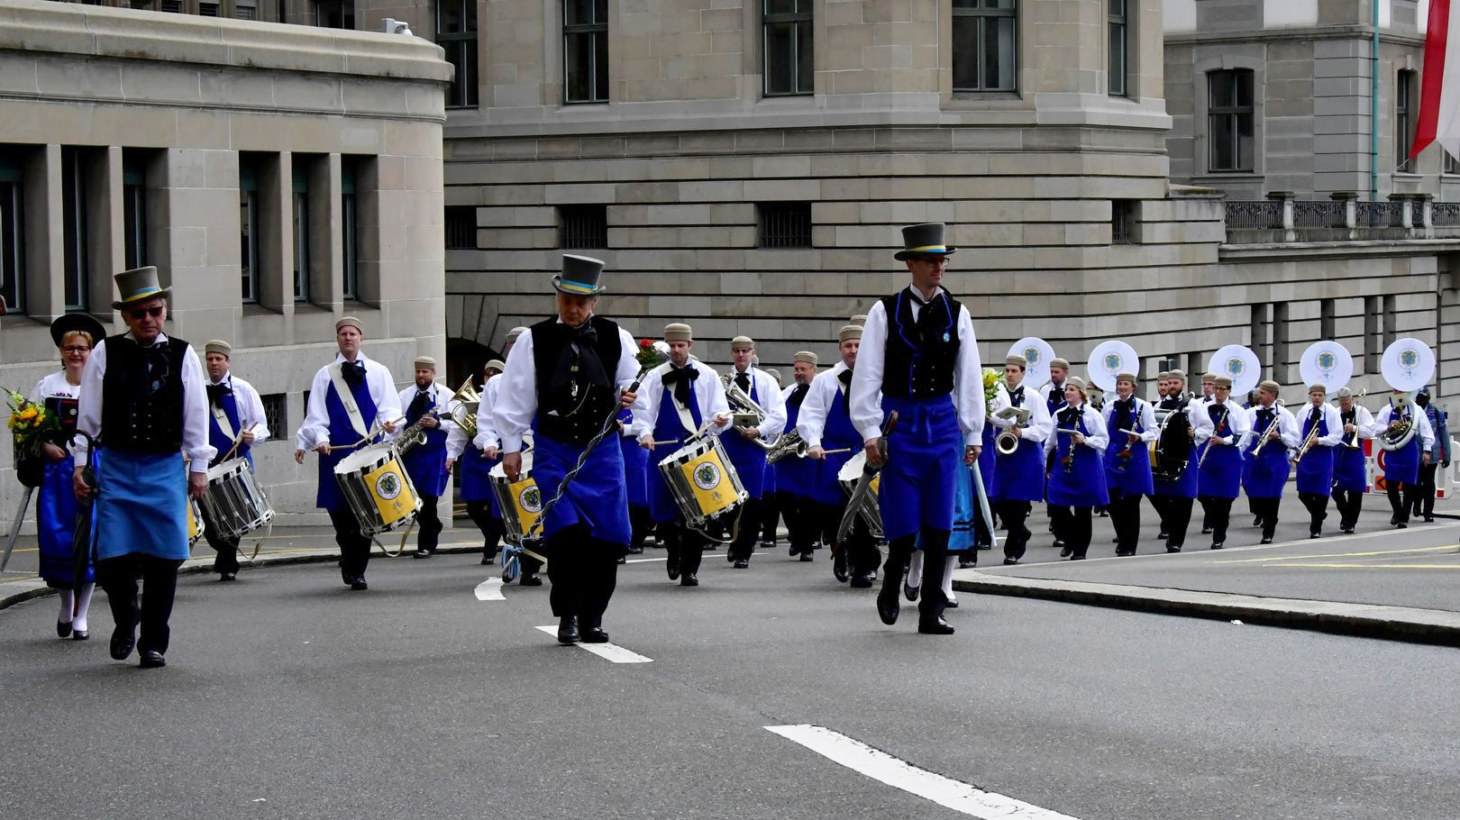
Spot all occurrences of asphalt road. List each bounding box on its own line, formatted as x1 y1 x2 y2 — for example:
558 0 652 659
3 550 1458 820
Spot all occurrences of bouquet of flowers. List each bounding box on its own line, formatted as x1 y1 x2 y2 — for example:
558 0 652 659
6 387 58 487
982 368 1002 407
636 339 669 370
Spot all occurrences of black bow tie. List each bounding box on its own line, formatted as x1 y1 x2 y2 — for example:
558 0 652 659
1010 385 1024 404
341 360 366 387
838 369 853 388
407 390 432 423
206 383 231 404
662 365 699 406
735 372 750 392
788 383 810 409
1117 398 1134 411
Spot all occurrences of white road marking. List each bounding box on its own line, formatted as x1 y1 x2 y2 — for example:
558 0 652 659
624 556 666 564
473 578 505 601
766 724 1081 820
534 626 653 663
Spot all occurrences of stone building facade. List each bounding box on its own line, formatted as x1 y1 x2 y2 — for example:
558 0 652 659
0 0 450 530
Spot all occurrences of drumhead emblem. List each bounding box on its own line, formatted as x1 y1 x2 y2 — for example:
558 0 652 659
693 462 721 491
374 471 402 500
518 485 542 514
1317 351 1336 373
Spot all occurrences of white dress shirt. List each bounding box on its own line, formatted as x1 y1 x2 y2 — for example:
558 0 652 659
1239 403 1302 452
1043 402 1110 457
1102 396 1159 446
631 359 729 444
726 365 787 440
446 373 501 460
396 381 456 437
1292 402 1345 449
988 380 1054 444
796 362 870 449
1338 404 1378 443
851 289 984 446
295 351 402 451
208 373 271 443
1194 398 1253 445
494 320 641 454
30 372 81 404
1374 402 1437 451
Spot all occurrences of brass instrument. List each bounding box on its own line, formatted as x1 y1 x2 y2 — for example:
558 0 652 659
724 377 775 451
1292 405 1324 464
1250 399 1286 457
449 382 482 439
994 406 1031 456
1378 394 1418 452
1334 389 1366 449
766 431 806 465
394 413 432 456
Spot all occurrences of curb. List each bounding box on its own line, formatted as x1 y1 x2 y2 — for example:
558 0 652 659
952 571 1460 648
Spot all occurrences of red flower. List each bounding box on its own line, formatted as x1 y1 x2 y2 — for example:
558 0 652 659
640 339 652 348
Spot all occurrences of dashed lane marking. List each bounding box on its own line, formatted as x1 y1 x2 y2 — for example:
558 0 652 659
473 578 505 601
534 626 652 663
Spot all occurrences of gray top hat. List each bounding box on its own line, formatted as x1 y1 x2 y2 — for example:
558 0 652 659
894 223 957 261
111 266 171 310
553 255 607 295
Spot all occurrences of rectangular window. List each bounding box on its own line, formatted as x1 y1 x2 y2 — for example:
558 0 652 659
292 167 309 303
438 0 479 108
239 155 260 304
123 157 148 270
1272 301 1290 375
1111 199 1136 244
1364 295 1382 370
1397 69 1417 173
558 205 607 249
0 153 22 315
1250 303 1269 370
341 158 358 301
234 0 257 19
315 0 353 28
757 202 813 248
1447 152 1460 175
764 0 813 97
260 393 288 440
1208 69 1255 173
564 0 609 104
199 2 219 15
1320 298 1336 340
1382 294 1397 347
1108 0 1128 97
952 0 1017 92
445 206 477 250
61 147 88 312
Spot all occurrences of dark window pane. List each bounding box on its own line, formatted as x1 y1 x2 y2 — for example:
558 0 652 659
1235 71 1253 107
1210 73 1231 109
766 24 793 94
1237 112 1254 171
1210 114 1233 171
796 21 813 93
594 31 609 100
952 17 977 89
983 16 1015 90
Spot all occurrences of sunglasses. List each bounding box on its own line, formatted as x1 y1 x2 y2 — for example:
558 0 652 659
127 306 165 320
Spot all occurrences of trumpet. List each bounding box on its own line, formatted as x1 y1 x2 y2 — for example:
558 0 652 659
1334 389 1366 448
449 382 482 438
1250 399 1286 457
1292 410 1322 464
724 378 774 451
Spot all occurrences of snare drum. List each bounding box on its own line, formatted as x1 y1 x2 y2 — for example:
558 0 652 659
489 451 543 545
836 451 885 539
201 458 275 540
334 442 422 536
187 497 206 547
657 435 747 529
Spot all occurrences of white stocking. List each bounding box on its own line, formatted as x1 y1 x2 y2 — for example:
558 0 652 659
942 554 958 603
72 582 95 634
906 550 924 590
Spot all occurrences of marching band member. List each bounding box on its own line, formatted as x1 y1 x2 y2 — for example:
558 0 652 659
758 367 783 552
1102 373 1157 556
990 354 1051 566
853 223 984 635
1200 373 1217 404
1196 372 1219 536
75 267 215 668
1042 358 1070 416
27 314 105 638
799 326 879 586
293 316 401 591
448 359 508 565
200 340 271 581
634 322 730 587
722 336 787 569
1148 371 1172 538
778 352 821 561
1152 370 1206 552
1239 381 1300 544
496 256 639 644
1331 387 1377 533
1044 378 1108 560
1374 390 1435 529
1293 384 1343 538
1195 376 1252 549
398 356 453 559
1413 388 1450 523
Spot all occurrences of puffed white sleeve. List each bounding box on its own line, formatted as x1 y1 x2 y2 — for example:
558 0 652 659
1279 408 1302 449
296 367 332 451
373 365 403 430
180 347 217 472
1082 406 1109 453
705 366 731 437
632 367 664 442
243 382 271 443
1418 409 1437 451
1138 401 1159 443
797 375 831 449
1358 406 1379 438
758 371 786 440
1318 405 1344 447
952 304 984 446
1228 403 1253 440
493 332 538 453
988 383 1013 429
1025 393 1053 444
73 341 107 464
849 301 888 443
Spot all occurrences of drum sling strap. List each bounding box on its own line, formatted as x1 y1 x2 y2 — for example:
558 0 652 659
328 363 372 441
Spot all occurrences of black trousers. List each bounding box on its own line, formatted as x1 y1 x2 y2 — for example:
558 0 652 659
1049 505 1093 557
1199 495 1233 545
778 491 817 553
1157 495 1194 549
1331 489 1362 529
665 521 707 577
820 501 879 577
1299 492 1329 534
1414 464 1440 517
1107 489 1142 554
199 505 241 574
882 531 949 622
998 500 1032 561
328 508 372 579
1147 494 1168 534
98 554 184 656
466 500 503 559
760 495 780 544
729 497 764 561
628 504 655 549
1387 481 1416 524
1251 496 1280 539
415 494 443 551
545 524 620 629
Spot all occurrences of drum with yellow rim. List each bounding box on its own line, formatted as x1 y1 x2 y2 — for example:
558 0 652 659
334 442 422 536
657 435 747 529
187 496 206 547
837 451 885 540
489 451 542 545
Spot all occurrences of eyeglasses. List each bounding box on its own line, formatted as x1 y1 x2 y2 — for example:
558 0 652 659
61 345 91 354
126 306 165 320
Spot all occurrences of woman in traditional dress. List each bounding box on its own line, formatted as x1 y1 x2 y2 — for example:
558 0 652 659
1044 378 1109 560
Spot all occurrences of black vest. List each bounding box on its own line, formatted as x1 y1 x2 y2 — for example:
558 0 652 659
101 335 189 454
879 288 961 400
530 315 623 446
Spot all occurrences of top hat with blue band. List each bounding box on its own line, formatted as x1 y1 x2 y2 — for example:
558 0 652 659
553 254 607 296
110 266 172 311
894 223 957 261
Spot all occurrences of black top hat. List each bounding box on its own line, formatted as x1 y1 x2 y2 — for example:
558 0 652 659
49 313 108 348
552 255 607 295
894 223 957 260
110 266 172 310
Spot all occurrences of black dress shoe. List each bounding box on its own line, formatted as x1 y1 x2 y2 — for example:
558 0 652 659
1211 542 1224 550
1003 557 1019 565
726 551 735 563
351 577 369 591
903 580 920 601
626 545 644 554
1260 537 1272 545
945 599 959 609
850 573 874 589
876 587 900 625
1310 532 1320 539
72 629 89 641
799 552 814 562
832 550 849 583
958 559 977 569
57 620 72 639
680 573 699 587
1201 528 1212 535
733 558 749 569
520 575 543 587
1390 514 1399 526
1069 554 1086 561
1397 522 1408 529
1115 550 1134 557
110 627 135 660
413 549 433 559
1166 546 1181 553
1059 546 1073 558
581 627 609 644
139 650 166 669
220 572 237 582
481 554 495 566
667 560 681 581
341 568 354 587
1424 515 1436 523
557 616 580 645
789 545 800 556
918 617 955 635
1158 531 1169 540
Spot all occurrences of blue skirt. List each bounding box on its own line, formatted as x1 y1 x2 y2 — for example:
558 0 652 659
95 450 188 562
534 434 630 547
1333 446 1368 493
403 443 450 498
1047 446 1109 508
1295 446 1335 496
1105 440 1155 495
37 455 94 587
809 449 854 506
775 451 816 498
878 396 962 540
620 435 650 508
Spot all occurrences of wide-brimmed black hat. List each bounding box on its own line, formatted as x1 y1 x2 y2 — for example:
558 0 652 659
552 254 607 295
893 222 957 261
50 313 108 347
110 266 171 310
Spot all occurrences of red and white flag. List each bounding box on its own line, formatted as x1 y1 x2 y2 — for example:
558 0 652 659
1413 0 1460 159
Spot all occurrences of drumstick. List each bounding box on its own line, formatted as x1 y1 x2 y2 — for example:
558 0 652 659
819 447 853 456
1055 428 1082 435
220 429 249 462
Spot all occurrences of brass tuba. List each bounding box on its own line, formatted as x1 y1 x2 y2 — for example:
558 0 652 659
724 378 775 451
1378 394 1418 452
449 381 482 439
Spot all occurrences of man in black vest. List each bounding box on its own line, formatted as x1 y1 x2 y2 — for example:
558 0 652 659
849 224 985 635
493 256 640 645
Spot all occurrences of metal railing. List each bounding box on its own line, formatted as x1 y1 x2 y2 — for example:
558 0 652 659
1224 193 1460 242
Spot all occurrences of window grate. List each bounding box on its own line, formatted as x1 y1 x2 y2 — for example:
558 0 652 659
445 206 477 250
260 393 288 441
558 205 607 249
757 202 812 248
1111 199 1136 244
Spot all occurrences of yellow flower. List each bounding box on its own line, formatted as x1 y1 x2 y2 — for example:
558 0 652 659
18 407 37 422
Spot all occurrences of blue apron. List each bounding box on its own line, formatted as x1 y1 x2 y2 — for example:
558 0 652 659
1046 408 1109 508
992 388 1044 502
1104 400 1155 495
878 394 962 539
722 374 768 499
648 379 703 523
460 444 498 506
1332 410 1368 492
316 373 379 512
1153 404 1200 500
619 409 649 509
532 431 631 547
401 389 450 498
37 395 93 586
95 450 188 561
1198 404 1243 499
812 379 859 507
1382 404 1421 485
777 387 815 498
208 389 252 469
1243 407 1290 499
1295 407 1335 495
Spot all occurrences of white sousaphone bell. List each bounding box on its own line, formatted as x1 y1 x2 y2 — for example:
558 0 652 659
1377 337 1437 452
1207 344 1261 398
1086 339 1139 394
